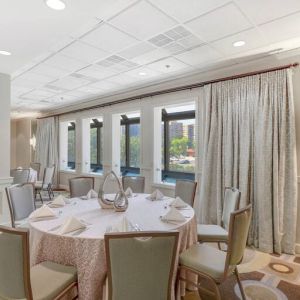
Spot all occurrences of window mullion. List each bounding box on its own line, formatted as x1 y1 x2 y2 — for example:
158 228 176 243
97 127 101 167
164 120 169 172
126 124 130 168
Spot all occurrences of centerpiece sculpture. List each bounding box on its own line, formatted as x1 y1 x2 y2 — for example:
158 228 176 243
98 171 128 212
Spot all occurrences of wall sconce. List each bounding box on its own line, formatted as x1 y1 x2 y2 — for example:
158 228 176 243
30 135 36 150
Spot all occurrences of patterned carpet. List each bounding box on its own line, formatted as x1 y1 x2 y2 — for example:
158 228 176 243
183 245 300 300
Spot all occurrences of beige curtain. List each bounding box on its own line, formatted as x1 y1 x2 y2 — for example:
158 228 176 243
198 69 297 254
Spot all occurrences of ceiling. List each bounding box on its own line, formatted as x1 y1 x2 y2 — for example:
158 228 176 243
3 0 300 115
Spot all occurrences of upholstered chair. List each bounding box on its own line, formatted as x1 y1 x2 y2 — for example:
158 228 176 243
35 165 56 202
105 231 179 300
175 179 197 207
197 187 240 247
122 176 145 193
178 205 252 300
10 168 30 184
69 176 95 198
0 226 78 300
5 183 35 228
30 162 41 179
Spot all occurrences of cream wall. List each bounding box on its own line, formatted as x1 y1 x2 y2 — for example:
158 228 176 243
10 120 17 169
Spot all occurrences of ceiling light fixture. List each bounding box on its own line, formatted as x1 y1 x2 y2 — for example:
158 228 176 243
139 72 147 76
0 50 11 56
45 0 66 10
233 40 246 47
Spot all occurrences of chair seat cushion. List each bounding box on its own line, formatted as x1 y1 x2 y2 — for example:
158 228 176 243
31 261 77 300
180 244 227 280
197 224 228 242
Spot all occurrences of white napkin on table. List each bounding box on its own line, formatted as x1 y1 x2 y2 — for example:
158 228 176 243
57 216 86 235
125 187 134 198
49 195 66 207
29 205 56 220
111 216 133 232
170 197 188 208
86 189 98 199
147 189 164 201
161 207 185 223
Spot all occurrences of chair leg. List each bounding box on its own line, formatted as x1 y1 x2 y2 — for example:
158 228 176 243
235 268 246 300
39 191 44 203
48 188 52 200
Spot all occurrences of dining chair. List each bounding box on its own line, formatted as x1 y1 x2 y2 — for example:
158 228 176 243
178 205 252 300
197 187 240 248
105 231 179 300
122 176 145 193
10 168 30 184
5 183 36 228
30 162 41 179
35 165 55 202
69 176 95 198
175 179 197 207
0 225 78 300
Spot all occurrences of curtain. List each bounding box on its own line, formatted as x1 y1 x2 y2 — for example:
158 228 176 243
35 117 59 186
198 69 297 254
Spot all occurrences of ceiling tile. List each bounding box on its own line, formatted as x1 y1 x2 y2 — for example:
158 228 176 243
20 89 56 100
118 42 156 59
76 65 117 80
14 72 53 85
175 45 222 66
235 0 300 25
147 57 191 73
109 1 177 40
70 18 102 39
30 64 70 79
185 3 252 42
149 0 229 22
130 48 169 65
45 53 87 72
108 73 139 85
77 86 104 94
124 66 163 79
81 23 138 53
60 41 108 64
50 75 91 90
89 80 120 91
96 55 139 72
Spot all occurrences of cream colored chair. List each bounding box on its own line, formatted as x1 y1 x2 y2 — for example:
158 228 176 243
197 187 240 247
5 183 36 228
175 179 197 207
105 231 179 300
35 165 56 202
178 205 252 300
0 225 78 300
69 176 95 198
10 168 30 184
122 176 145 193
30 162 41 179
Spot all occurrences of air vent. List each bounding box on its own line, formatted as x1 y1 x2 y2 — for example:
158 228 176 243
164 26 191 40
97 55 138 72
148 34 173 47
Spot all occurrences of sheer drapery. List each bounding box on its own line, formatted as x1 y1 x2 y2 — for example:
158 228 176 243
198 69 297 254
35 117 59 185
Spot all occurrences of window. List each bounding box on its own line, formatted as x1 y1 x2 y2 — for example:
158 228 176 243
67 122 76 170
90 118 103 173
120 113 140 176
161 104 195 184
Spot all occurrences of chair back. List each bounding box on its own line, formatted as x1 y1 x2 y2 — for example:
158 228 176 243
0 226 32 299
30 162 41 178
122 176 145 193
5 184 35 227
105 231 179 300
224 205 252 274
10 169 30 184
221 187 240 230
175 180 197 207
69 176 95 198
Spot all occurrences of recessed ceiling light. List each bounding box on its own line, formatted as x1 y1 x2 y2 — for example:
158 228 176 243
0 50 11 56
165 64 171 68
45 0 66 10
233 40 245 47
139 72 147 76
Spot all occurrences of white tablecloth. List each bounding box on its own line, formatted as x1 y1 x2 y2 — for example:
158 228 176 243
29 194 197 300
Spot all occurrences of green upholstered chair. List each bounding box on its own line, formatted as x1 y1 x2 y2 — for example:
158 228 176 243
197 187 240 248
0 226 78 300
105 231 179 300
175 179 197 207
178 204 252 300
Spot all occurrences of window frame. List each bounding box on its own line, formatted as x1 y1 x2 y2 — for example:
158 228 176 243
90 118 103 173
161 108 195 182
67 122 76 170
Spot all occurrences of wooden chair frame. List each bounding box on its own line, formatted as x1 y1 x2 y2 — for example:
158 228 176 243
177 205 252 300
105 231 179 300
68 176 95 198
175 179 197 207
0 225 78 300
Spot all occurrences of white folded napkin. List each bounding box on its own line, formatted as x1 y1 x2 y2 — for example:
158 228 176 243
29 205 56 220
112 216 133 232
161 207 185 223
57 216 86 235
147 189 164 201
170 196 188 208
125 187 133 197
86 189 98 199
49 195 66 207
17 166 23 170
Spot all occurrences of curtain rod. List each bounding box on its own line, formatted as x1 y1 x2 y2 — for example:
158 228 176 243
38 62 299 119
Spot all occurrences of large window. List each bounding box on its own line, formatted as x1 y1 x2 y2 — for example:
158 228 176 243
67 122 76 170
120 113 140 176
161 105 195 184
90 118 103 173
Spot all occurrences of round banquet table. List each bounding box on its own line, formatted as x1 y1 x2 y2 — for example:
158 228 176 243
29 194 197 300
